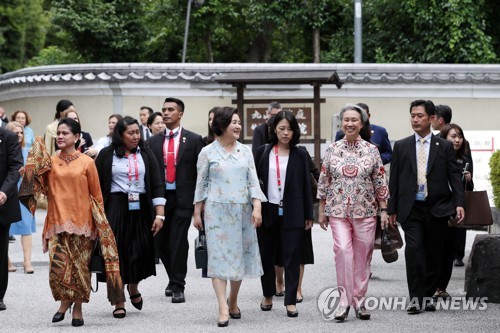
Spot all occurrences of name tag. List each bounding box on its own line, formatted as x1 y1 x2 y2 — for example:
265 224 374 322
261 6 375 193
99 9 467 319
166 181 176 190
278 200 283 216
415 184 426 201
128 193 140 210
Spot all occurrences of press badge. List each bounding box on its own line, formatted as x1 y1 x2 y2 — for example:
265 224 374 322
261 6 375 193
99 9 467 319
278 201 284 216
415 185 426 201
165 181 176 190
128 193 140 210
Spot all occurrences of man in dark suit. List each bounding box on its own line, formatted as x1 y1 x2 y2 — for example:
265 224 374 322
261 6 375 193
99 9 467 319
0 127 24 311
139 106 153 140
387 100 465 314
335 103 392 164
149 97 204 303
252 101 282 156
0 107 8 128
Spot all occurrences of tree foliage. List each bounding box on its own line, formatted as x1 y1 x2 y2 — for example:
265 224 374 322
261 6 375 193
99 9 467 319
0 0 499 72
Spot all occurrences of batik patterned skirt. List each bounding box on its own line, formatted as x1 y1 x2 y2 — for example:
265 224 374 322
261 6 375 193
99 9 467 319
48 232 93 303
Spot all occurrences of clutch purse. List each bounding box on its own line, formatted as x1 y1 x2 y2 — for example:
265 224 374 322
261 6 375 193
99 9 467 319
90 238 105 274
195 230 208 270
381 229 399 263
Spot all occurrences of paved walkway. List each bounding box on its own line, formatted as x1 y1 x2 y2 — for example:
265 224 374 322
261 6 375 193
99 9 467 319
3 209 499 332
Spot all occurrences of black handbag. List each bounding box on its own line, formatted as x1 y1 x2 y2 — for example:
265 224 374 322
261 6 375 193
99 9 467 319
89 238 105 292
381 229 399 263
194 230 208 270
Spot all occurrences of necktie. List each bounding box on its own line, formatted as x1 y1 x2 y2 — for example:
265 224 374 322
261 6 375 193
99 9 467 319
166 131 176 183
417 138 428 198
145 128 150 140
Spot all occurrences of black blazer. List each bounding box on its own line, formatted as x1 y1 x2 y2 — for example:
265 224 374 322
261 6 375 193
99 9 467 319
94 145 164 219
252 122 269 156
148 128 204 211
388 134 465 223
0 128 23 225
255 144 314 230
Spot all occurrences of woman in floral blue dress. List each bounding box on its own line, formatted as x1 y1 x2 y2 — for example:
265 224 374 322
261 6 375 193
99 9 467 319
193 107 266 327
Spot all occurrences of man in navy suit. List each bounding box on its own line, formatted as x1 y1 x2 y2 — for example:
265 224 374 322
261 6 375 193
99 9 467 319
387 100 464 314
335 103 392 164
252 101 282 156
0 127 24 311
149 98 204 303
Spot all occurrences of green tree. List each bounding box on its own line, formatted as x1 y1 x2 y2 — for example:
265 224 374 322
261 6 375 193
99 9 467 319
0 0 48 73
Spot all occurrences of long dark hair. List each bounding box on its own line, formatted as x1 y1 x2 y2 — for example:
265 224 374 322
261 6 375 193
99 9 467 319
440 123 469 159
268 110 300 147
204 107 219 145
58 118 81 149
112 116 144 157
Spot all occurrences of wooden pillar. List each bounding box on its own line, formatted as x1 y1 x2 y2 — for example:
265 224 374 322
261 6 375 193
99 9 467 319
235 83 245 129
313 83 321 167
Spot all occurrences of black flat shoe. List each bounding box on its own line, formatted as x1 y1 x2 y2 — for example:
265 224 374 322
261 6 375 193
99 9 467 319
165 286 173 297
172 291 185 303
113 307 127 318
334 306 350 322
296 297 303 303
260 301 273 311
130 293 143 310
217 320 229 327
229 308 241 319
286 307 298 317
71 318 84 327
275 291 285 297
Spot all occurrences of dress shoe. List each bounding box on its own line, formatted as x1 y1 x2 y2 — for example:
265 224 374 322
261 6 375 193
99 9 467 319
217 319 229 327
165 286 173 297
113 307 127 318
286 306 298 317
260 302 273 311
71 318 84 327
406 305 422 315
334 306 350 322
0 301 6 311
424 303 436 312
52 303 72 323
355 306 371 320
9 235 16 242
172 291 185 303
454 259 465 267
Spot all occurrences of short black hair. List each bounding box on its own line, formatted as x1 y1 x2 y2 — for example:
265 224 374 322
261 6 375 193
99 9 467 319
356 102 370 115
268 110 301 147
58 118 81 149
212 107 238 136
164 97 185 113
410 100 435 116
147 112 163 127
55 99 74 119
140 106 154 115
435 104 452 124
112 116 144 157
268 101 281 112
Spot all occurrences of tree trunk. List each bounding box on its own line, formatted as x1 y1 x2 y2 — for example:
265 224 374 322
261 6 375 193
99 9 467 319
205 30 213 63
313 28 320 63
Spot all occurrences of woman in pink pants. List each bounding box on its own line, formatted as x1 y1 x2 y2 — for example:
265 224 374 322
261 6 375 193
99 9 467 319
318 104 389 322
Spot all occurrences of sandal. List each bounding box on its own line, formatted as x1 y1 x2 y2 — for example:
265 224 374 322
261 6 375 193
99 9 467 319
127 285 143 310
113 307 126 319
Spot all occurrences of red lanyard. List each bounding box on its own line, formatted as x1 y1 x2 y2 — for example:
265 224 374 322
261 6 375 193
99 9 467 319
274 145 282 196
127 153 139 185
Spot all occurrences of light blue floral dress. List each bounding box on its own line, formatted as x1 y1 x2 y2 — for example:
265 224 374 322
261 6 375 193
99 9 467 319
194 140 267 280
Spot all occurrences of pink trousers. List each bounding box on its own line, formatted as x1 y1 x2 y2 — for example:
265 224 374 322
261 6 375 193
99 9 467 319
329 216 377 307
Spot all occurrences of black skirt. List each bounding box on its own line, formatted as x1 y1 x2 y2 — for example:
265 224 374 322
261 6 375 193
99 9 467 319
106 193 156 284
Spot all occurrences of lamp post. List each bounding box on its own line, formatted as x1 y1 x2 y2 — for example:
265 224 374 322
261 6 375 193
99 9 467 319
354 0 362 63
182 0 206 63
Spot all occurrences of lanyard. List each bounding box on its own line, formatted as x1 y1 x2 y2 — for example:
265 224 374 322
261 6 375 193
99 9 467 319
274 145 283 202
127 153 139 186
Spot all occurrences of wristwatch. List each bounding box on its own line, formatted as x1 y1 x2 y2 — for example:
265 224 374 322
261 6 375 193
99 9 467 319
155 215 165 221
380 208 388 213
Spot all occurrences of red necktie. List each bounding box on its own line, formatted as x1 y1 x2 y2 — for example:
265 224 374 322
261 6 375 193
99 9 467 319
167 131 176 182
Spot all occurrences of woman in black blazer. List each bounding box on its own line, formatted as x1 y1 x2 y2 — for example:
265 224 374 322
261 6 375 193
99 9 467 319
95 117 165 318
254 110 314 318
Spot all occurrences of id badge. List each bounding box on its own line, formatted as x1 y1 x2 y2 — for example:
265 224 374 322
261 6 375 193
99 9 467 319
128 193 140 210
278 200 283 216
415 184 426 201
166 181 176 190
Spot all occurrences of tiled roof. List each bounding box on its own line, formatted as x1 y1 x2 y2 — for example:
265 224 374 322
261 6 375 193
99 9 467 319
1 63 500 89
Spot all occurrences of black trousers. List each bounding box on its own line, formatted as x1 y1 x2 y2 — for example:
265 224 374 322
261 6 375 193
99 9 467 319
400 201 447 307
453 228 467 260
257 203 303 306
156 190 192 292
0 223 10 301
437 226 466 291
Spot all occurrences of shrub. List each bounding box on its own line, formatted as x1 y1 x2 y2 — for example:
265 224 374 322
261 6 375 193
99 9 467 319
490 150 500 208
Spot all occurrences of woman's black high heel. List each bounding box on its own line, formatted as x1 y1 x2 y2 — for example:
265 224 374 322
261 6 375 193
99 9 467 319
71 318 84 327
52 302 72 323
127 285 143 310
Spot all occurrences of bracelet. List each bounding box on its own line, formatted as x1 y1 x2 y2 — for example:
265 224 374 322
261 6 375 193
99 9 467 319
155 215 165 221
